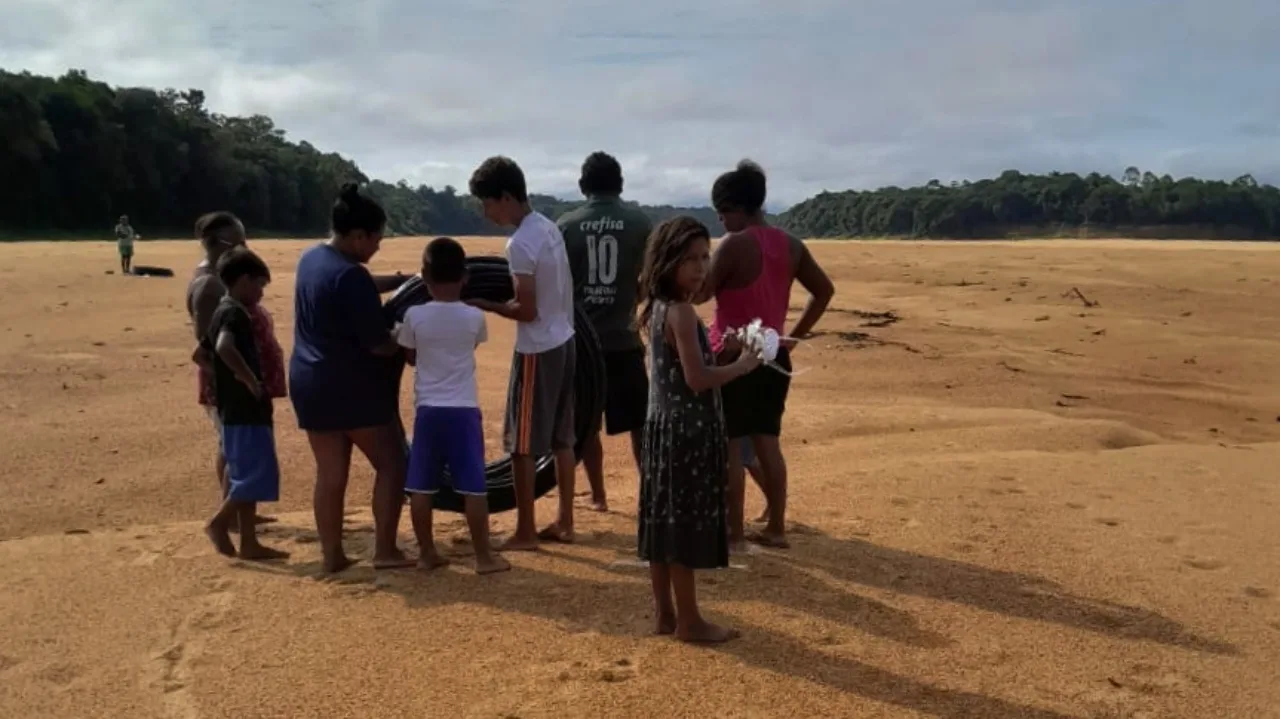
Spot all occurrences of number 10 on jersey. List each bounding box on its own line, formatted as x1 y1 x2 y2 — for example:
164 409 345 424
585 234 618 286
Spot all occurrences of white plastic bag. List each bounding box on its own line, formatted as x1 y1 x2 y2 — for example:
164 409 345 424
731 319 806 377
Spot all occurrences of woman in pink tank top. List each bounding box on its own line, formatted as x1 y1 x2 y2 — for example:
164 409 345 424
695 160 834 550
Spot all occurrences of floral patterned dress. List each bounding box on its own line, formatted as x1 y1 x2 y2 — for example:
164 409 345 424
637 300 729 570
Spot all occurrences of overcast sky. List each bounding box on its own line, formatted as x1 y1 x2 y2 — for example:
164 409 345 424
3 0 1278 209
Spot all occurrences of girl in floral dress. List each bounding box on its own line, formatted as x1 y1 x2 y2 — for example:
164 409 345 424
636 216 760 643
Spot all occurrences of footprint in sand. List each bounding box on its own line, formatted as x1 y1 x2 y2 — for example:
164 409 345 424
1066 502 1087 510
1094 517 1122 527
598 657 639 683
0 654 19 672
34 662 82 688
1182 556 1226 571
1156 535 1180 545
1110 663 1199 695
1243 587 1273 599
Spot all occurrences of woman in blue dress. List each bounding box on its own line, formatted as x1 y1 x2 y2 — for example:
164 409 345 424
289 183 413 573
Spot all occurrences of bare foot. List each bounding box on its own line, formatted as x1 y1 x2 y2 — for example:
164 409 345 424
677 621 740 644
752 509 770 523
323 554 358 574
728 540 754 556
417 554 451 571
254 514 278 525
589 499 609 513
747 530 790 549
499 535 540 552
373 553 418 570
205 522 235 557
475 555 511 575
654 612 677 635
238 544 290 561
537 523 575 544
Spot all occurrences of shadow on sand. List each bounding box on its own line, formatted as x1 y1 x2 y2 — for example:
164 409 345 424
232 513 1237 718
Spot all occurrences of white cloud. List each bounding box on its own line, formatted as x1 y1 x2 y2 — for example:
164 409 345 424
2 0 1278 208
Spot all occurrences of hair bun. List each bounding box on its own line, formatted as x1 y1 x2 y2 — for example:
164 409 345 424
737 159 764 175
339 182 361 201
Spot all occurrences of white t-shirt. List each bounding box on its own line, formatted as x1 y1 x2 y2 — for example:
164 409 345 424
396 301 487 408
507 211 575 354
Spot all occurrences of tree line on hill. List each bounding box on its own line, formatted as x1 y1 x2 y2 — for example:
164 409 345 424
2 68 1277 240
782 168 1280 239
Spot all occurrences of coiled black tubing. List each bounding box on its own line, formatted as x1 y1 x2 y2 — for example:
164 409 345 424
382 255 606 514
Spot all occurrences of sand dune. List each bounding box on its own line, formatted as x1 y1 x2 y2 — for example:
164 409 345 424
1 237 1278 718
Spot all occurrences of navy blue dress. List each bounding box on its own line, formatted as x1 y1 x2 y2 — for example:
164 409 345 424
289 243 401 432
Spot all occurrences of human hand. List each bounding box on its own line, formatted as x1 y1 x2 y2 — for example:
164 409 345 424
733 346 762 373
779 337 798 352
191 345 212 368
723 332 743 355
467 298 497 313
239 374 263 399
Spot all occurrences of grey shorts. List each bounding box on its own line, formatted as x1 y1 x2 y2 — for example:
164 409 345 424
503 339 576 456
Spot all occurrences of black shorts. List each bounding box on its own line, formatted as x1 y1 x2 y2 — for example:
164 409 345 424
602 347 649 435
721 347 791 439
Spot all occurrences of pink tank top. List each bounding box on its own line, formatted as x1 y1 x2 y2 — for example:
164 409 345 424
709 226 793 353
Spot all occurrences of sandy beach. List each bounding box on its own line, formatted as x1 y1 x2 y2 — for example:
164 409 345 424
1 236 1278 719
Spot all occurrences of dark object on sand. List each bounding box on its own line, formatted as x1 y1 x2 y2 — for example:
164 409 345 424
382 255 606 514
131 265 175 277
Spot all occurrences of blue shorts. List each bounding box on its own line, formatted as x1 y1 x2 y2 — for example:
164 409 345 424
407 406 486 496
221 424 281 503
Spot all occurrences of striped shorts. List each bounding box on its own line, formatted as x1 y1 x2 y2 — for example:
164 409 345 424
503 339 576 456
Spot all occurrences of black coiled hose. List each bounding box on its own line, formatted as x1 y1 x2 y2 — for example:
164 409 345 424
382 256 606 514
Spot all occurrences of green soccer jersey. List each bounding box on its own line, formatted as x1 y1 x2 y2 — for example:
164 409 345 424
557 196 653 352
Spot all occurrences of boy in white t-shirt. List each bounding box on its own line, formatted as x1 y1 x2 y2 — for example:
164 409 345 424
468 156 578 551
397 237 510 575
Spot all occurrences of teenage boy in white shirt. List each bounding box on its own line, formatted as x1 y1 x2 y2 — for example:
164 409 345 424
467 156 578 551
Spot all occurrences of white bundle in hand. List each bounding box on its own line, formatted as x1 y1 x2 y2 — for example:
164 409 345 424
733 318 780 362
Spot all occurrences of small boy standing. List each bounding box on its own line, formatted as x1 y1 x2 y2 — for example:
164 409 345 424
398 237 511 575
202 246 289 561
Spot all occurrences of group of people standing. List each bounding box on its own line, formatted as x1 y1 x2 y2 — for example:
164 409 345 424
185 152 833 643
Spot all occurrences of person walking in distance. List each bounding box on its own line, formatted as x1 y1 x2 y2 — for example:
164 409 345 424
557 152 653 512
115 215 136 274
467 156 578 550
697 160 834 550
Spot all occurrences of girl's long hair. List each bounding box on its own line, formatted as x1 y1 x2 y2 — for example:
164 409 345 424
637 215 712 335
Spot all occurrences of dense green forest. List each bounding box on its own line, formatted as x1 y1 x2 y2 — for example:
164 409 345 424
3 68 1278 240
780 169 1280 239
0 69 728 238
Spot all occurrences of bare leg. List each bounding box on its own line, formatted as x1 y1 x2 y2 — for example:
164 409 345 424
216 448 238 533
628 430 643 474
670 564 738 643
748 435 790 549
204 497 237 557
501 454 539 551
307 431 356 573
650 562 676 634
537 448 576 543
747 461 770 522
236 502 289 561
465 495 509 575
408 494 448 570
581 432 608 511
350 424 413 568
726 437 748 553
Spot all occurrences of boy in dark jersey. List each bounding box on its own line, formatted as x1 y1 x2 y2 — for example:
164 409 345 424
201 247 288 561
557 152 653 511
